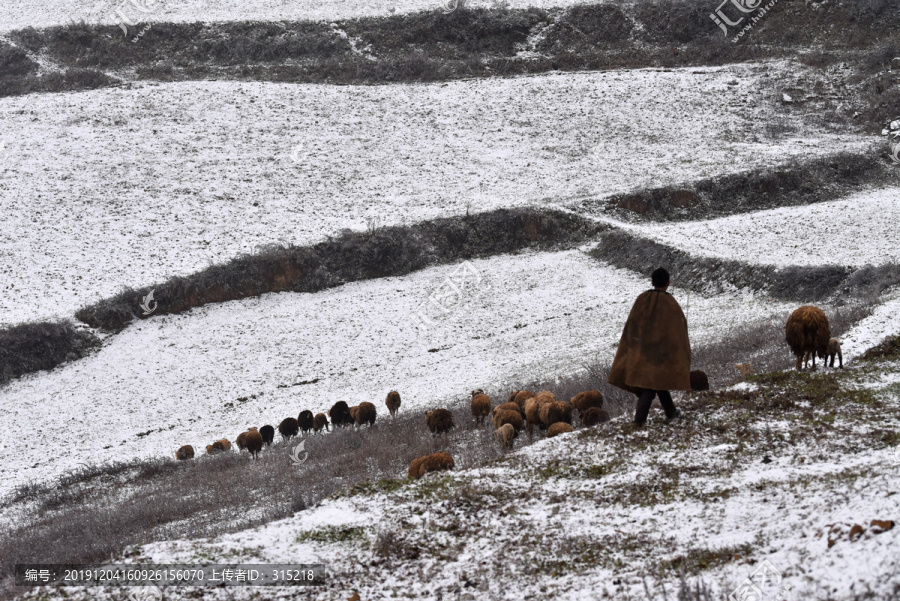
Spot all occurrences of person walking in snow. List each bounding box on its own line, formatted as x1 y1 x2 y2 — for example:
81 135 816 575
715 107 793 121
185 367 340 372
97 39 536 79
608 267 690 425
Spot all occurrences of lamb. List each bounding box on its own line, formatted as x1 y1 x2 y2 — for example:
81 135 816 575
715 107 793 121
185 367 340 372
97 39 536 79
547 422 574 438
175 445 194 460
298 410 314 435
278 417 300 441
207 439 229 455
385 390 401 418
408 451 454 480
823 338 843 368
494 423 518 449
313 413 329 434
689 370 710 392
354 402 377 427
245 427 263 459
785 305 831 370
471 390 492 425
570 390 604 416
736 362 754 378
492 409 524 432
217 439 232 452
582 407 610 427
259 425 275 446
425 409 455 435
329 401 353 428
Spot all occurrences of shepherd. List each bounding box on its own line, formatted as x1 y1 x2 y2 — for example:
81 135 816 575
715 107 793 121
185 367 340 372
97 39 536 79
608 268 691 425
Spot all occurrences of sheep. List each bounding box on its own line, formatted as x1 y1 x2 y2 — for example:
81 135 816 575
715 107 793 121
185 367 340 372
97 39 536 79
278 417 300 441
582 407 610 427
175 445 194 460
492 408 524 432
689 370 710 392
538 402 565 430
260 425 275 446
217 439 232 452
386 390 401 418
823 338 843 368
513 390 536 411
491 402 524 420
236 431 249 451
329 401 353 428
557 401 574 425
494 423 517 449
354 402 377 427
313 413 329 434
786 305 831 370
409 452 455 479
408 456 426 479
524 396 542 438
534 390 558 406
736 362 754 378
245 427 263 459
207 440 229 455
570 390 604 416
298 410 314 435
425 409 455 435
471 390 492 425
547 422 574 438
349 405 360 426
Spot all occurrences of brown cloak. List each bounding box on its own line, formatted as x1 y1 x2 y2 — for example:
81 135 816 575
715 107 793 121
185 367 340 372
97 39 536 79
608 289 691 393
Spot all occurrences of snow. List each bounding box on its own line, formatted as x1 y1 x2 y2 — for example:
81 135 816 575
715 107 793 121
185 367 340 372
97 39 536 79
839 288 900 362
0 249 795 497
0 64 871 326
633 186 900 268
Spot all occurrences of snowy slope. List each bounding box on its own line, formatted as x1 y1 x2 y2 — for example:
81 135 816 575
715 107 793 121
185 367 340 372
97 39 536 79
0 64 871 326
0 249 798 498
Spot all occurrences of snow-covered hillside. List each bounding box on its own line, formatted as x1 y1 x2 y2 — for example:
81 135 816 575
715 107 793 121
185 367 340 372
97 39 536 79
0 64 871 326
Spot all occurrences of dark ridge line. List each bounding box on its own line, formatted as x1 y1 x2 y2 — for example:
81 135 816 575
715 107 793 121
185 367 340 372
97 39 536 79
589 228 900 303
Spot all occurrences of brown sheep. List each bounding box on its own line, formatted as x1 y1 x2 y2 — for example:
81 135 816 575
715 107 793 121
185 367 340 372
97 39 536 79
175 445 194 460
492 408 525 432
534 390 558 406
538 402 565 430
278 417 300 441
822 338 843 368
506 390 520 405
236 431 249 451
408 456 426 479
557 401 574 425
513 390 536 411
494 423 517 449
570 390 604 416
582 407 610 427
385 390 401 418
329 401 353 428
217 439 232 452
298 410 314 435
471 390 492 425
547 422 574 438
491 402 524 420
410 451 455 479
524 396 542 438
425 409 455 435
786 305 831 370
349 405 360 426
354 402 377 427
689 370 710 392
260 425 275 446
207 440 228 455
313 413 329 434
245 427 263 459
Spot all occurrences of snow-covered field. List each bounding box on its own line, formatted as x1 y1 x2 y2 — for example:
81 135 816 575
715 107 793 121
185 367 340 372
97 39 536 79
0 64 871 326
0 249 800 498
627 186 900 268
3 0 603 33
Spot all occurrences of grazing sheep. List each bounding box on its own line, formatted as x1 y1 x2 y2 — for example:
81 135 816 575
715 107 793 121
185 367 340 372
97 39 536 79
513 390 536 411
298 410 314 435
245 427 263 459
494 423 518 449
570 390 604 416
236 431 249 451
534 390 558 406
582 407 610 427
425 409 455 435
471 390 492 425
507 390 520 405
823 338 843 368
354 402 377 427
386 390 401 418
689 370 710 392
207 440 228 455
175 445 194 460
736 362 754 378
547 422 574 438
786 305 831 370
408 456 426 479
329 401 353 428
524 396 542 438
492 402 524 420
260 425 275 446
349 405 360 426
557 401 574 425
313 413 329 434
217 439 232 452
538 402 565 430
492 408 525 432
410 452 455 479
278 417 300 441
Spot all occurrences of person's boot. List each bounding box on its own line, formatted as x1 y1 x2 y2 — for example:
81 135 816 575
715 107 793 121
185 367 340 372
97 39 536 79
666 408 683 421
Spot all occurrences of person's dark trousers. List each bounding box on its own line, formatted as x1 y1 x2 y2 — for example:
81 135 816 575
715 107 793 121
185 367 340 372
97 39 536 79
634 389 678 424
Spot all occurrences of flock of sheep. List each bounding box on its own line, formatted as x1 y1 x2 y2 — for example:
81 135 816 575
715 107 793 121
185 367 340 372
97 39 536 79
171 304 844 479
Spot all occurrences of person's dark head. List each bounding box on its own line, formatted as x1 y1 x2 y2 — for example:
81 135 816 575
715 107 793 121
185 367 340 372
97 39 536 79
651 267 670 289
